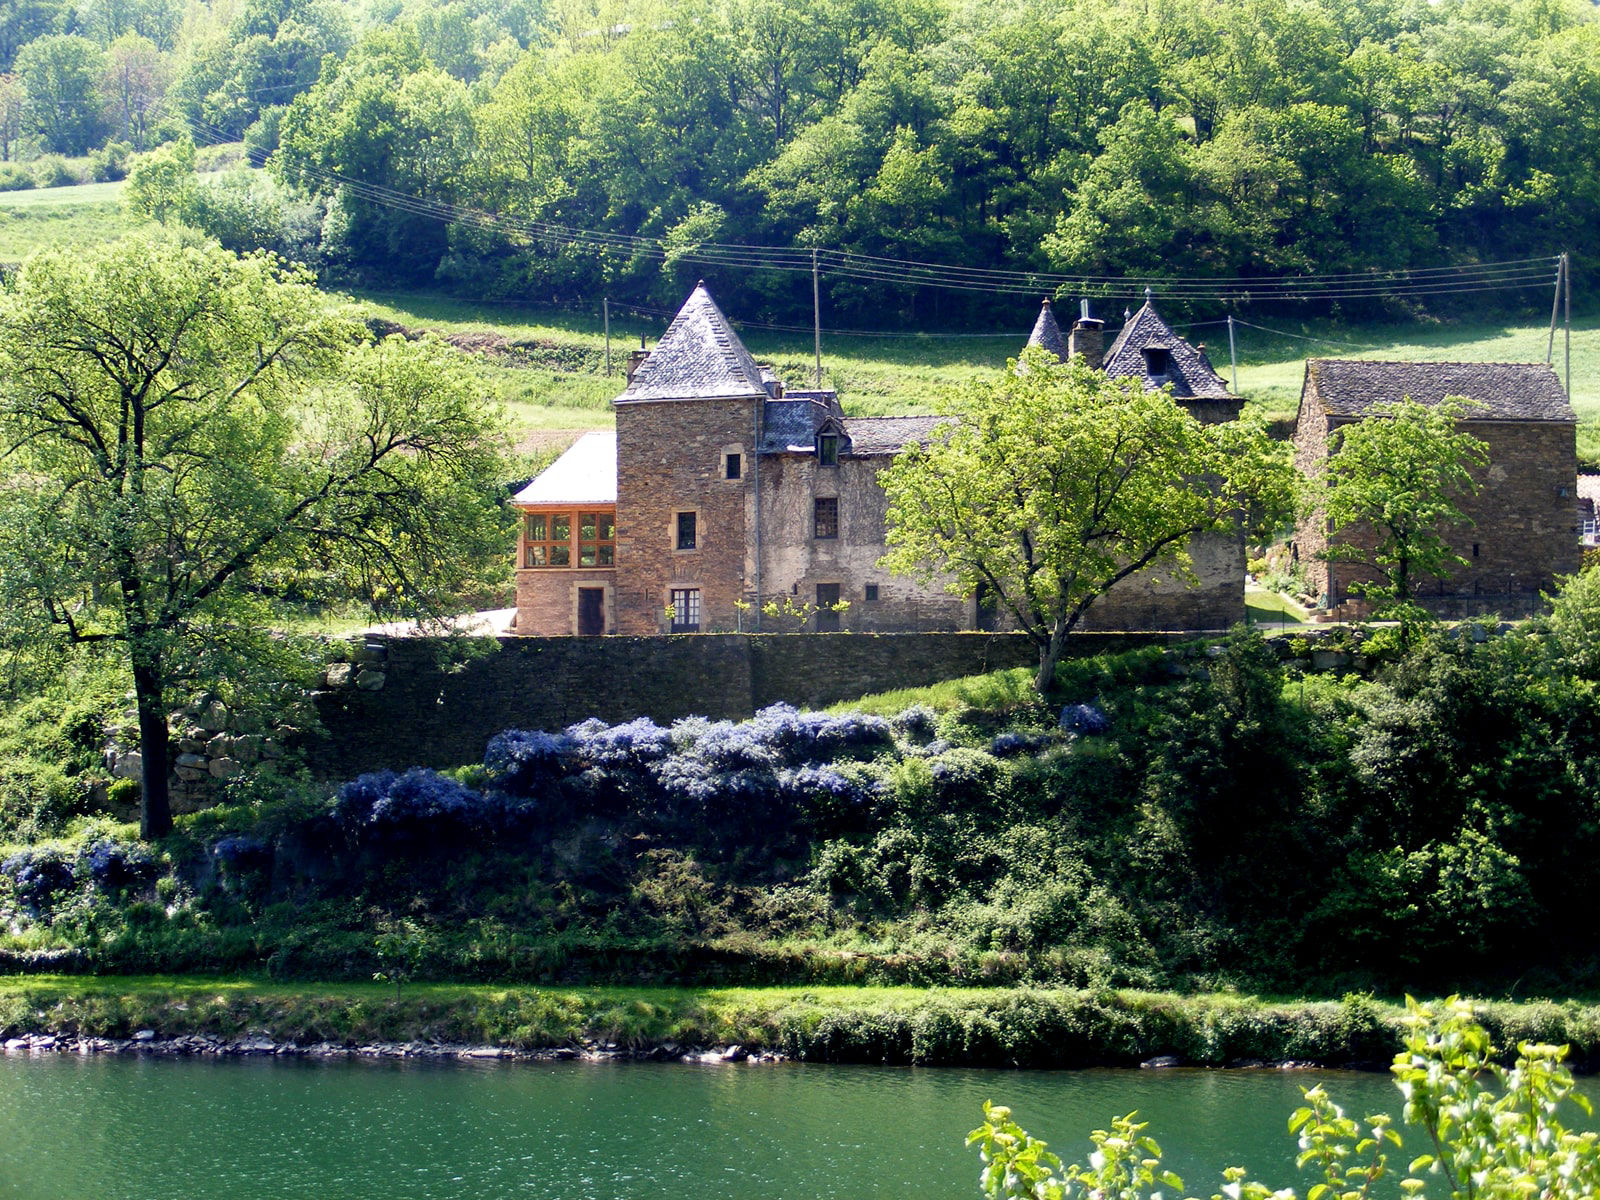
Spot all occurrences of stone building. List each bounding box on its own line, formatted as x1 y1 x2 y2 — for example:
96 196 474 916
1023 297 1247 632
512 285 1247 636
1292 359 1579 617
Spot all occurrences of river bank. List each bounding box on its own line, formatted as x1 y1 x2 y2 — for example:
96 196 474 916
2 979 1596 1071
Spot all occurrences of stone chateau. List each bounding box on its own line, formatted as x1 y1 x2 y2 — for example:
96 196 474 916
512 284 1247 636
1292 358 1579 617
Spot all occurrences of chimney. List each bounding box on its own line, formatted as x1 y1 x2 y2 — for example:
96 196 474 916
1069 298 1105 370
625 348 649 383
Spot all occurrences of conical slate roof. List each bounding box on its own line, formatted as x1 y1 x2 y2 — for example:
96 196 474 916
617 283 768 403
1101 301 1232 398
1025 299 1068 361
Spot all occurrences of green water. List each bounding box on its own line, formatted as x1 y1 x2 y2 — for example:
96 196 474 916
0 1056 1431 1199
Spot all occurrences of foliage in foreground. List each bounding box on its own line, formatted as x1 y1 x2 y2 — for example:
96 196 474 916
972 998 1600 1200
0 230 510 838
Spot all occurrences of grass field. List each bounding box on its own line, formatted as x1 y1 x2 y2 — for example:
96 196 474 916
350 286 1600 457
0 178 152 263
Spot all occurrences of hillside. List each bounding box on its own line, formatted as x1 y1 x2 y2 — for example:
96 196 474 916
5 622 1600 1000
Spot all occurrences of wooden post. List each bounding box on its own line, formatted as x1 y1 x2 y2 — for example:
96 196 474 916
1227 314 1238 393
812 248 822 388
604 297 611 376
1564 251 1572 403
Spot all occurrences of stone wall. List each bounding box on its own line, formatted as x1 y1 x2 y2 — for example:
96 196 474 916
305 630 1166 778
1294 405 1579 614
614 396 757 635
756 451 970 632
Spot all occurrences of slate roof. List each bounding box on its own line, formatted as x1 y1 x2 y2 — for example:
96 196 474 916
843 415 952 456
617 283 767 403
1025 299 1068 361
1305 359 1574 422
512 432 617 505
759 397 837 452
1101 302 1233 398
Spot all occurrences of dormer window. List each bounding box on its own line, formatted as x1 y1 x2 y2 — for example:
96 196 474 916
1142 347 1171 376
818 433 839 467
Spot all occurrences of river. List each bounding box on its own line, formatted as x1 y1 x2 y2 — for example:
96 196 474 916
0 1053 1451 1199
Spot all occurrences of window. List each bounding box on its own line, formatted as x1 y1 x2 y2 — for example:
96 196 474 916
818 433 839 467
669 588 701 632
578 511 615 566
1142 347 1171 376
1473 543 1481 558
676 511 697 550
864 584 879 602
813 497 838 539
725 453 742 480
815 583 841 632
523 512 570 568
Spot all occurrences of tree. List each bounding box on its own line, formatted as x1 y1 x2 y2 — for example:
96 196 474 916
99 32 167 149
124 133 195 221
14 33 104 154
0 233 509 838
971 997 1600 1200
879 349 1295 692
1319 399 1488 628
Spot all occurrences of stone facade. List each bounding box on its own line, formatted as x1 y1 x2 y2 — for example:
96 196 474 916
513 286 1252 639
614 396 760 634
1292 359 1579 617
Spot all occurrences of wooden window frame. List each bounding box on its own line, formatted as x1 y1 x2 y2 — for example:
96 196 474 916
813 496 838 539
674 509 699 552
520 507 615 570
669 586 701 632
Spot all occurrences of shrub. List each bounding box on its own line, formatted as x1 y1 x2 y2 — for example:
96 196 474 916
483 729 575 798
89 142 132 182
32 156 78 188
77 838 154 889
0 163 34 191
891 703 938 743
332 768 488 843
1 846 75 913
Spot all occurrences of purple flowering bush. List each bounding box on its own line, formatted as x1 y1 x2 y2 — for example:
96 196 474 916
1 846 75 914
77 838 154 889
333 768 490 844
483 729 576 798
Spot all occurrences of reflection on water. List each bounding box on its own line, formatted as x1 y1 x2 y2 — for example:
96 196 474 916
0 1054 1505 1200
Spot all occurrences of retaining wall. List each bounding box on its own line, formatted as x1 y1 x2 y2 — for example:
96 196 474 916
307 631 1168 777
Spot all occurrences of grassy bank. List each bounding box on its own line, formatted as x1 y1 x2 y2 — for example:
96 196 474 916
2 978 1598 1070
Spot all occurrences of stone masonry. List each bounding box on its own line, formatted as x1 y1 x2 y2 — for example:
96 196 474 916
1293 359 1579 617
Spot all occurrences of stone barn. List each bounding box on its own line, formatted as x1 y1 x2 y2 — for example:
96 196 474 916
1292 358 1579 617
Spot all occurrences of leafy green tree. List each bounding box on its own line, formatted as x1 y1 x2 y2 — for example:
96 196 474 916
0 233 508 838
970 998 1600 1200
98 31 165 148
123 131 194 220
1318 399 1489 628
879 350 1295 692
0 0 63 73
14 33 103 153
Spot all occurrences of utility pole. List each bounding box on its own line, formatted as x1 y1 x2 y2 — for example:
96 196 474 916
1547 256 1562 365
603 297 611 376
1564 250 1572 403
1227 314 1238 393
812 248 822 388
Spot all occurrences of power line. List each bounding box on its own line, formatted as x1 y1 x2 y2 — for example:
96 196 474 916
170 111 1564 307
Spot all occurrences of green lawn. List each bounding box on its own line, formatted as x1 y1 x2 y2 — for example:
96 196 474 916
0 180 151 262
351 287 1599 451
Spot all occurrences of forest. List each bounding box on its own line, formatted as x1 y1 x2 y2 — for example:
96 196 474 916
0 0 1593 327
